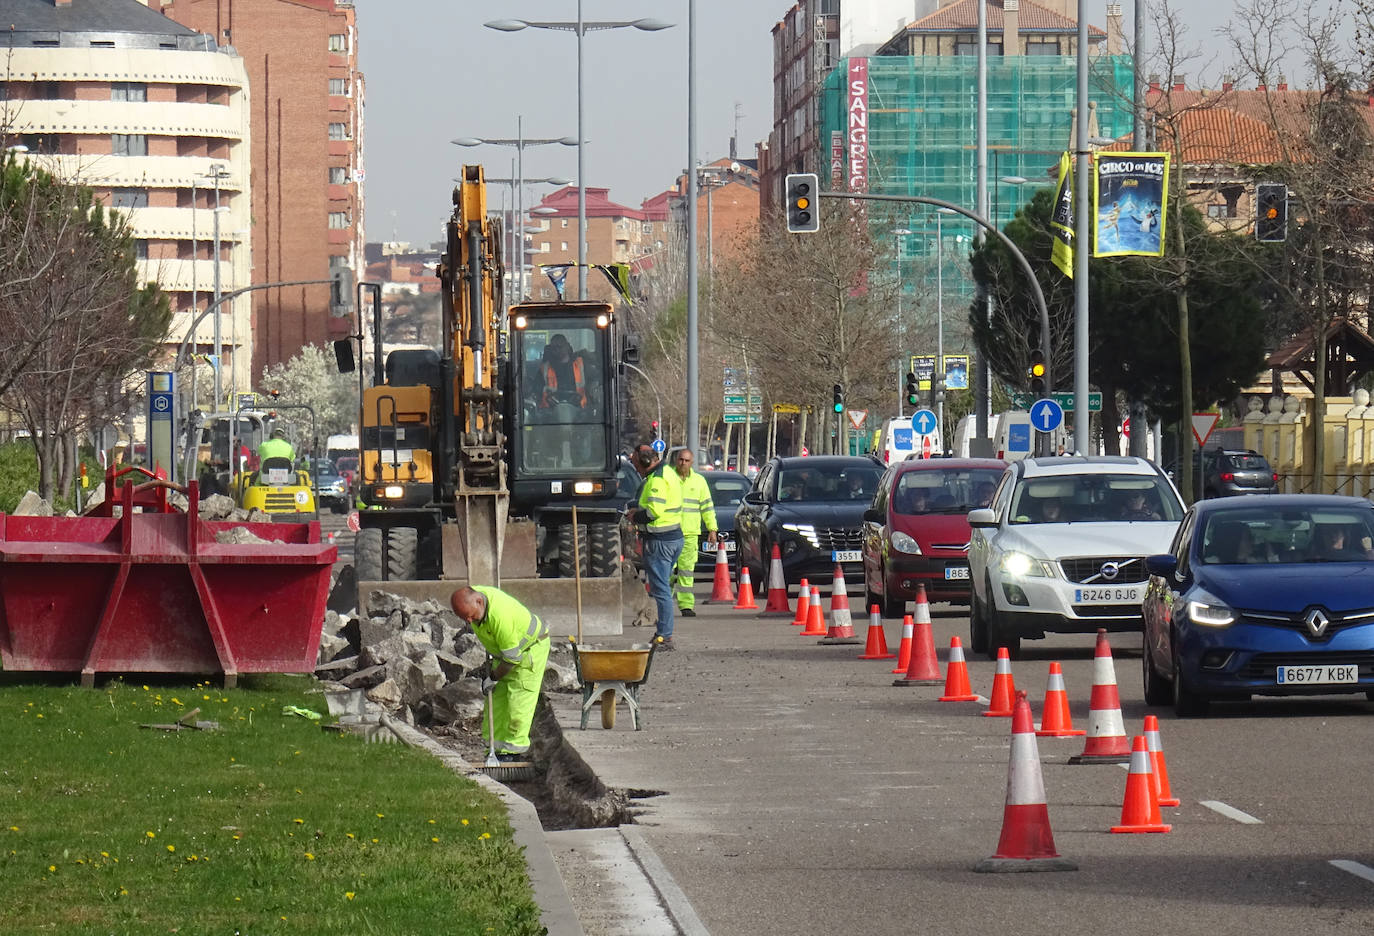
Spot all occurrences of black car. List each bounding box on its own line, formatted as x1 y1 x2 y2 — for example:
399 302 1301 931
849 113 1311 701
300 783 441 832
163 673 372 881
314 457 350 514
692 470 752 578
1201 449 1278 498
733 455 885 589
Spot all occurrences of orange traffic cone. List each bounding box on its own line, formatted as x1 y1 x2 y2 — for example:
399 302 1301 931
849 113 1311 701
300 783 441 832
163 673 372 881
890 614 914 674
1035 662 1085 738
1069 629 1131 763
800 586 827 636
790 580 811 626
893 585 941 686
939 636 979 702
760 544 791 615
733 566 758 610
983 647 1017 717
857 605 896 660
1110 735 1172 833
1144 715 1180 807
707 542 735 603
819 565 860 644
974 691 1078 873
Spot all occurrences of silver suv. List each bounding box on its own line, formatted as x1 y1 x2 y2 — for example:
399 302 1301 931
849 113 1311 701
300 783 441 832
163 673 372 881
966 456 1185 658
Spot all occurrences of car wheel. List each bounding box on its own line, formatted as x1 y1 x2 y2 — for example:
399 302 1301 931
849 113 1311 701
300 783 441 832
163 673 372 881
1141 629 1172 706
1172 636 1208 717
969 578 990 654
882 573 905 619
985 602 1020 660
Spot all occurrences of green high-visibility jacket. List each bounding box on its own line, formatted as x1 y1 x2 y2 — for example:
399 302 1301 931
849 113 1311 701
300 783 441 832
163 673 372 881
638 462 682 534
257 437 294 464
678 469 717 536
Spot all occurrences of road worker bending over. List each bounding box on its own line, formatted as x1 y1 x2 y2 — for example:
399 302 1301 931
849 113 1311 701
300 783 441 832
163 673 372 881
450 585 551 761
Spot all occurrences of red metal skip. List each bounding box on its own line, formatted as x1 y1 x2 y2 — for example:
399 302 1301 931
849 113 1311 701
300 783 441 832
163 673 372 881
0 478 336 687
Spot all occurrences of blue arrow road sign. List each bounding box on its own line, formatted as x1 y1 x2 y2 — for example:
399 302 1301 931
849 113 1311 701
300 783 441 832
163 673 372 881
1030 398 1064 433
651 439 667 454
912 409 938 436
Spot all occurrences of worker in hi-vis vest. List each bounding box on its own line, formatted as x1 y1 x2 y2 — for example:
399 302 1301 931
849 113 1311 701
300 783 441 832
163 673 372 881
450 585 550 759
672 448 716 616
627 442 683 648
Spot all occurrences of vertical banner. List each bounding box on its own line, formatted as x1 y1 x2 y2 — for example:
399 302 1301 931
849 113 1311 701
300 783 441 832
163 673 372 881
910 354 936 390
830 130 844 191
942 354 970 390
1050 151 1075 278
846 58 869 195
146 371 175 479
1092 152 1170 257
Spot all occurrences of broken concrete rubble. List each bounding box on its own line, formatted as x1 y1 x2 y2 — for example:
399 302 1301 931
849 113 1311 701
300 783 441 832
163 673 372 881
13 491 53 517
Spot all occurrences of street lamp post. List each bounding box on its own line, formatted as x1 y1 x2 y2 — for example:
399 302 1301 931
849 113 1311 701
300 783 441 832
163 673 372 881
486 12 672 302
892 228 912 417
204 163 230 412
934 208 956 438
453 119 576 302
477 171 573 300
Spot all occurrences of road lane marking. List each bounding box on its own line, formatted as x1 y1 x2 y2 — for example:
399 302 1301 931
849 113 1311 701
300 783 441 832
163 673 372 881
1199 800 1263 824
1330 860 1374 885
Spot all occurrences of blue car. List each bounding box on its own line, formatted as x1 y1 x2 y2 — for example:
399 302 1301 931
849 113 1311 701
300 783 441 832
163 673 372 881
1142 495 1374 715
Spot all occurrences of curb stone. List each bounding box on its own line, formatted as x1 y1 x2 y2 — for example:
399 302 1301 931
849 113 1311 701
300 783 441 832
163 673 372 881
378 714 586 936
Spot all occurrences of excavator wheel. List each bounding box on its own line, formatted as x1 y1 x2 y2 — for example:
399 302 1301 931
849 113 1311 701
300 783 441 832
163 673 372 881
355 528 384 582
556 522 589 578
587 522 620 578
385 528 419 581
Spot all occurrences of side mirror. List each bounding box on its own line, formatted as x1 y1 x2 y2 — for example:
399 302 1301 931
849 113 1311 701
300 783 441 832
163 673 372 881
743 491 764 506
333 339 356 374
967 508 998 528
863 507 882 523
1144 554 1178 578
622 337 640 365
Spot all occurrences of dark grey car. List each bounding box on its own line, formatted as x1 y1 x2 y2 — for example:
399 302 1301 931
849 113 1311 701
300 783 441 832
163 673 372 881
1202 449 1278 498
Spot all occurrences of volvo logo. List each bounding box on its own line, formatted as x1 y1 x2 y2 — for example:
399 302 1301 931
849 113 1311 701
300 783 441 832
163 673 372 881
1304 608 1330 638
1100 561 1121 581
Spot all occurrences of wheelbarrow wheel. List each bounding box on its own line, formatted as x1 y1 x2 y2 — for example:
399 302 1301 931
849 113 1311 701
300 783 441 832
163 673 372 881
600 688 617 729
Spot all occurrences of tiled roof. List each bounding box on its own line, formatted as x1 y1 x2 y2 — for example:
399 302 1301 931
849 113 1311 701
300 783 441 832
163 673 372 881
0 0 198 37
906 0 1106 37
533 186 647 221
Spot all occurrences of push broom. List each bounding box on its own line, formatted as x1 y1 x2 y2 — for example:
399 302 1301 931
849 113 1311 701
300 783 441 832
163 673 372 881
481 666 538 782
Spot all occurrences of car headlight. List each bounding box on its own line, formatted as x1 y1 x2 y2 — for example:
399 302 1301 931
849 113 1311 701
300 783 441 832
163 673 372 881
1001 551 1052 578
1187 591 1234 628
890 531 922 555
781 522 820 548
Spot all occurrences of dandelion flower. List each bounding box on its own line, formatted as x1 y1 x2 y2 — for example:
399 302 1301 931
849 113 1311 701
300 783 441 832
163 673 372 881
36 714 43 719
119 887 129 896
344 891 355 901
304 852 315 861
171 698 182 706
480 832 491 840
371 838 378 844
428 819 436 825
431 837 439 843
48 864 56 872
375 813 384 819
203 695 210 701
345 833 355 840
100 852 109 858
8 826 17 832
145 832 156 839
460 819 468 826
293 818 304 825
166 845 175 853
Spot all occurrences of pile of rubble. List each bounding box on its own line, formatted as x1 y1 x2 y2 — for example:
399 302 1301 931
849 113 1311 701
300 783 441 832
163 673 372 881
10 487 272 526
313 578 579 729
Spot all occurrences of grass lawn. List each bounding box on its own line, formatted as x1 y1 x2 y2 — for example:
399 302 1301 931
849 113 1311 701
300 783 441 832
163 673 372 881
0 674 545 935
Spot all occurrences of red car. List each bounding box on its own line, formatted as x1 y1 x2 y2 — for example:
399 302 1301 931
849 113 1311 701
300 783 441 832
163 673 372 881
860 458 1007 616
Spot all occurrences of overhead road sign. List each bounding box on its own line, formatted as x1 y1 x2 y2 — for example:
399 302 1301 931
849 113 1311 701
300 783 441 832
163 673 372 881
1011 391 1101 413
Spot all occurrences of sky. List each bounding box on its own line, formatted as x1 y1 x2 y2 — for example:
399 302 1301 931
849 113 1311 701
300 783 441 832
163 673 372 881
354 1 1344 248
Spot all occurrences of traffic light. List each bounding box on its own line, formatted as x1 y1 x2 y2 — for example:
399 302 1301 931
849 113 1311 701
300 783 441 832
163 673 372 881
1255 182 1288 243
933 371 946 403
785 172 820 234
832 383 844 414
904 371 919 407
1028 350 1046 396
650 420 660 441
329 265 354 315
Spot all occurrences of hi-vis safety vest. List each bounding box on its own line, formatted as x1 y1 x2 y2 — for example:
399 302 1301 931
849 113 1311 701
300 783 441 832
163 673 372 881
678 469 717 536
471 585 549 668
638 463 683 535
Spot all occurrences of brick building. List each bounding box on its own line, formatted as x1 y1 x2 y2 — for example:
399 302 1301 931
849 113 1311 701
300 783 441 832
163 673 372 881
157 0 365 382
524 186 666 304
0 0 253 399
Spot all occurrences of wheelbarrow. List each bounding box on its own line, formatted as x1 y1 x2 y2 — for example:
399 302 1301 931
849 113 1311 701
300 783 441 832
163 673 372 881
570 638 657 730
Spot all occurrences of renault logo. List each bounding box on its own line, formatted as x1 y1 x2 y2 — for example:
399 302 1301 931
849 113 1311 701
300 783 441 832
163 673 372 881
1304 608 1330 638
1100 561 1121 581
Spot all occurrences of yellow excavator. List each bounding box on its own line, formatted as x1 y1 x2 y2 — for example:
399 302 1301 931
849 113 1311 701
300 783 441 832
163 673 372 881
338 165 637 634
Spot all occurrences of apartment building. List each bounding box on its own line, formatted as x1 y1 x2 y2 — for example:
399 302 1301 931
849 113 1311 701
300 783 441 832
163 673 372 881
0 0 254 398
525 186 666 304
158 0 365 380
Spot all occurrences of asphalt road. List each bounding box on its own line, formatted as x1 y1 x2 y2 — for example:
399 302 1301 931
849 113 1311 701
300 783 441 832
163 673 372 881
546 592 1374 936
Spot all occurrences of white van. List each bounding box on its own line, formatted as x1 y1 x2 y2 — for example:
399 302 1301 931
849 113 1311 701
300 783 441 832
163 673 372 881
876 416 942 465
325 433 359 463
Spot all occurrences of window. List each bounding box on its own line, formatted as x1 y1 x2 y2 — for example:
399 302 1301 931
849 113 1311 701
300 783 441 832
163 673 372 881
329 255 349 268
39 81 60 99
328 211 350 229
20 133 59 154
560 242 568 251
0 83 6 100
956 40 1003 56
111 134 147 156
641 221 653 234
134 240 148 261
328 122 349 141
328 33 347 53
110 188 148 208
560 219 568 228
1026 39 1061 56
329 78 348 96
328 166 347 184
1207 203 1237 219
111 82 147 102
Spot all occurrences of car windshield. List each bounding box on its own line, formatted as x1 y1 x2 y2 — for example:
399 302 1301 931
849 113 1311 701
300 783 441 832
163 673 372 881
893 468 1004 515
1200 506 1374 564
777 465 883 502
706 475 750 507
1009 474 1183 524
1227 453 1269 471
